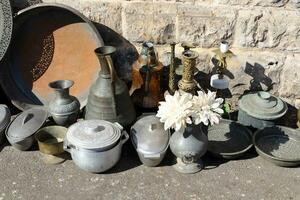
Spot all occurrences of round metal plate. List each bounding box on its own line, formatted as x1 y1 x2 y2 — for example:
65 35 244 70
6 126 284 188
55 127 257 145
1 3 103 110
0 0 13 61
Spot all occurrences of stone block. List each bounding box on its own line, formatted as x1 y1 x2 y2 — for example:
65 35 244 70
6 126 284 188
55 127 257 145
234 9 300 52
215 0 289 7
43 0 123 33
278 54 300 100
122 2 176 43
177 6 236 48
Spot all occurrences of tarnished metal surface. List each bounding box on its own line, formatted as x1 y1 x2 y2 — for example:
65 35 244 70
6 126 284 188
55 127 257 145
0 0 13 62
207 119 253 159
253 126 300 167
0 3 103 110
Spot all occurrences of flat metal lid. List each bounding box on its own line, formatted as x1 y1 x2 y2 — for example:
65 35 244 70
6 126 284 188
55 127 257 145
131 115 169 154
0 104 11 131
66 120 122 150
0 0 13 61
239 91 287 120
7 108 48 139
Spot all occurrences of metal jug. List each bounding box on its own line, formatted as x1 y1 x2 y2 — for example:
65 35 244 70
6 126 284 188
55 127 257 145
85 46 136 127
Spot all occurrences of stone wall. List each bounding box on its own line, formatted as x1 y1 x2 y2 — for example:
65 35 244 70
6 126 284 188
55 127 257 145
13 0 300 110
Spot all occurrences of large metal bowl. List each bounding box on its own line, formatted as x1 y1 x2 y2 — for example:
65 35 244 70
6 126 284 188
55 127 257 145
207 119 253 159
253 126 300 167
0 3 103 110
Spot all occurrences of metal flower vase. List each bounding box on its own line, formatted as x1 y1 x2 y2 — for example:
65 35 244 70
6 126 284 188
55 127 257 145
49 80 80 126
170 124 208 174
85 46 136 127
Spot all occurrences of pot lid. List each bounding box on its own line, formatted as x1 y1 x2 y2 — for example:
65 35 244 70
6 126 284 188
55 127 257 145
0 104 11 131
0 0 13 62
7 108 48 139
131 115 170 155
66 120 122 150
239 91 287 120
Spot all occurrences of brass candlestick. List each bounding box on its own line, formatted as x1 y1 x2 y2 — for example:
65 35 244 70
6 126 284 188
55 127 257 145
168 42 177 95
178 50 198 94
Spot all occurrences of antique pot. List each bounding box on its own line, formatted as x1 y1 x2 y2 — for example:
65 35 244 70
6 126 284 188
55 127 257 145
238 91 287 129
131 115 170 167
0 105 11 145
35 126 67 165
85 46 136 127
170 124 208 174
48 80 80 126
64 120 129 173
6 108 48 151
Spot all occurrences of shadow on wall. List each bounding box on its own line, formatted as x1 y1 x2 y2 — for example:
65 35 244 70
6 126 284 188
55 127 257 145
93 22 139 84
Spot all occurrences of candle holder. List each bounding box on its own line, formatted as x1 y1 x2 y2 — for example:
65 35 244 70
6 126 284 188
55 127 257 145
210 41 234 90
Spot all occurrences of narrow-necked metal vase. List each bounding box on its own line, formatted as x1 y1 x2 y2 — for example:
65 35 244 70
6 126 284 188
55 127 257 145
85 46 136 127
49 80 80 126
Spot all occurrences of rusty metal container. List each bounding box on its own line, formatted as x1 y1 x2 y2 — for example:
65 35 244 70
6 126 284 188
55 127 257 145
85 46 136 127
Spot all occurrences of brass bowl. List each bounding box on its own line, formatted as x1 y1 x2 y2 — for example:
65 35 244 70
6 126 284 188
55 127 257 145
35 126 67 155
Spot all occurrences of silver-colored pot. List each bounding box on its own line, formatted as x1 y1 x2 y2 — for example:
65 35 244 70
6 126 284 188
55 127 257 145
6 108 48 151
131 115 170 167
0 105 11 145
64 120 129 173
238 91 287 129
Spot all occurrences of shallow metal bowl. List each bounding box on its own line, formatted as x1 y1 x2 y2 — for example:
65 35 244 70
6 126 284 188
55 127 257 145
253 126 300 167
207 119 253 159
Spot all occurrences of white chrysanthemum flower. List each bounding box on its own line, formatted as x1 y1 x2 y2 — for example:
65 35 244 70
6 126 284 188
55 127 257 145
156 91 193 131
191 90 224 126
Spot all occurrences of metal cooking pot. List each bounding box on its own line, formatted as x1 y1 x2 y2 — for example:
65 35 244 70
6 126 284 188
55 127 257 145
64 120 129 173
131 115 170 167
238 91 287 129
0 105 11 145
6 108 48 151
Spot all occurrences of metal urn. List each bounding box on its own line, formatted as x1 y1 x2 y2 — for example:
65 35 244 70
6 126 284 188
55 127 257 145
48 80 80 126
170 124 208 174
178 49 198 94
238 91 288 129
85 46 136 127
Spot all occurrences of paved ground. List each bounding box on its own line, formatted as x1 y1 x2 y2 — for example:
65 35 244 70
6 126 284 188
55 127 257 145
0 142 299 200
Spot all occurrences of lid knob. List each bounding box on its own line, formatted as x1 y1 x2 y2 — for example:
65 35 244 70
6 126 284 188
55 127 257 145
149 124 158 131
87 125 105 134
22 113 34 125
258 91 271 100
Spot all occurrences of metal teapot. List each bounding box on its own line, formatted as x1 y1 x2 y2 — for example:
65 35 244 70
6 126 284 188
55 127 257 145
85 46 136 127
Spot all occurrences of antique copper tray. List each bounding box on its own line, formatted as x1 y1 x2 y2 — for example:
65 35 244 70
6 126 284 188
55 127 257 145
0 3 103 110
0 0 13 61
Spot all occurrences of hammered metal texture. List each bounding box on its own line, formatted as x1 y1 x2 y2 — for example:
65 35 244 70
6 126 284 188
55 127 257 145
0 0 13 61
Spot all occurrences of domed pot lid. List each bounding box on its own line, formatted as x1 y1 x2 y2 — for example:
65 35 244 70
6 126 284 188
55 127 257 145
239 91 287 120
0 104 11 131
66 120 122 151
0 0 13 61
6 108 48 140
131 115 170 155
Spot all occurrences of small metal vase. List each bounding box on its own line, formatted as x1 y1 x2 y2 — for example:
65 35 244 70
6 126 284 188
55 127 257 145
48 80 80 126
170 124 208 174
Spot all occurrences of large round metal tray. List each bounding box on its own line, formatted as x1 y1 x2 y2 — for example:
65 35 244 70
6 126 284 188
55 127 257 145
0 0 13 62
0 3 103 110
253 126 300 167
207 119 253 159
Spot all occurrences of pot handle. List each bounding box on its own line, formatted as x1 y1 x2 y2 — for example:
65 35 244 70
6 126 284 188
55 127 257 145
121 130 129 145
63 140 75 153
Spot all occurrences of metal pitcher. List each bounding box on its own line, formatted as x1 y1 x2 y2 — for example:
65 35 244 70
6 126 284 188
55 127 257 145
85 46 136 127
